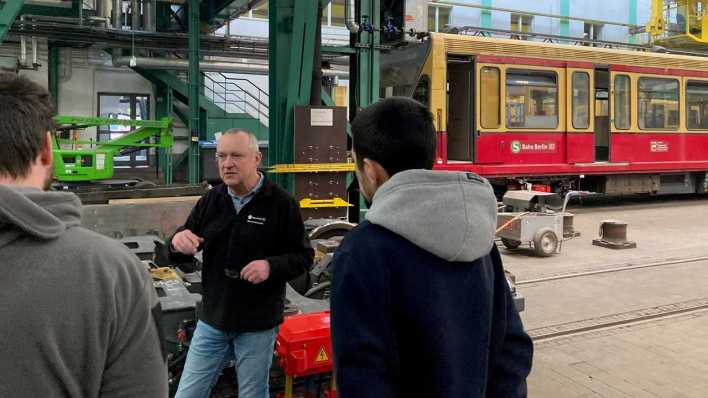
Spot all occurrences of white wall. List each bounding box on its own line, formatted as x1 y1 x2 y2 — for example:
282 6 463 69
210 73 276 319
2 40 156 141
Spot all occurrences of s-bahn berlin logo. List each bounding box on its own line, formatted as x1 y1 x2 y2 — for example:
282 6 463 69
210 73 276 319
511 140 556 154
511 141 522 153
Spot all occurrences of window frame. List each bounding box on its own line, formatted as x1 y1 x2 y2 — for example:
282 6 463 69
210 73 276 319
613 74 632 130
505 67 560 130
96 93 152 168
510 13 533 33
571 71 591 129
686 79 708 131
428 4 452 33
479 66 501 129
636 76 680 131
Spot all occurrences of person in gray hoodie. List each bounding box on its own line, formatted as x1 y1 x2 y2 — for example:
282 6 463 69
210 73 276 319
0 73 167 397
330 97 533 397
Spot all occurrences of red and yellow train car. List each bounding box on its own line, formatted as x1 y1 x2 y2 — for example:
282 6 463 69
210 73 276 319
381 33 708 194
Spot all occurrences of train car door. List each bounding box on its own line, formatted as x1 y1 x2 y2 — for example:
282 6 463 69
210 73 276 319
475 63 505 163
446 56 475 162
594 68 611 161
566 66 595 163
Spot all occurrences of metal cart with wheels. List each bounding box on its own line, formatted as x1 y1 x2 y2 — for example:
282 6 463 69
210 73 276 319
496 191 585 257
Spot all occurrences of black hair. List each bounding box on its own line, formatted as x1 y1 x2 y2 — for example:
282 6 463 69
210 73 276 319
0 73 56 179
352 96 435 176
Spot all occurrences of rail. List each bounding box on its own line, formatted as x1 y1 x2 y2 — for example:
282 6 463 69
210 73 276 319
202 72 269 126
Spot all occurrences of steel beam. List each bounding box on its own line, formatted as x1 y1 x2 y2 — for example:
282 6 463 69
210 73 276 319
269 0 320 191
348 0 381 222
48 44 59 110
0 0 25 44
354 0 380 109
188 0 201 184
20 3 75 18
155 82 174 184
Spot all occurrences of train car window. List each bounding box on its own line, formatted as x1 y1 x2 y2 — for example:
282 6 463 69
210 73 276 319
614 75 631 130
638 77 679 130
686 80 708 130
506 69 558 129
480 66 501 128
572 72 590 129
413 75 431 108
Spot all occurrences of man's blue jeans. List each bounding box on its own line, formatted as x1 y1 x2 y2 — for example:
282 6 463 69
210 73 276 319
175 320 277 398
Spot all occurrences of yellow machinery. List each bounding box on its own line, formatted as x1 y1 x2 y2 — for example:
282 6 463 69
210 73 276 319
648 0 708 48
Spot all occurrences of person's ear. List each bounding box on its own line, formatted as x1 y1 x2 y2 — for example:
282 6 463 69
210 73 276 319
362 158 390 187
40 131 53 167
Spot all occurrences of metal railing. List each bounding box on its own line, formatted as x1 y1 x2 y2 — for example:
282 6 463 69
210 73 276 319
202 72 269 127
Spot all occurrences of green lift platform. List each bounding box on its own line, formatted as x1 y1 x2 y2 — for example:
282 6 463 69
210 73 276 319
52 115 174 184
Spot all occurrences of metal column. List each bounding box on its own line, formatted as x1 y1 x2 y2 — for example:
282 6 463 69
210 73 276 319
48 44 59 111
347 0 381 222
268 0 320 191
187 0 200 184
356 0 380 108
155 83 174 184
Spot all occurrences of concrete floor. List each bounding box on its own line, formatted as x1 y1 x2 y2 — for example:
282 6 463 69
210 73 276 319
502 196 708 280
501 196 708 397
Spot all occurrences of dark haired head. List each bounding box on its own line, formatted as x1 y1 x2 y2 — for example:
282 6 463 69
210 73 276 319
352 97 435 177
0 73 56 179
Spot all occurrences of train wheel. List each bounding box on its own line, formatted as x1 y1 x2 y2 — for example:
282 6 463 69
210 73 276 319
533 229 558 257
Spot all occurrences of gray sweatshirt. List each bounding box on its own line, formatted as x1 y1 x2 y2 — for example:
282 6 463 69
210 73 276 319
366 169 498 262
0 185 167 397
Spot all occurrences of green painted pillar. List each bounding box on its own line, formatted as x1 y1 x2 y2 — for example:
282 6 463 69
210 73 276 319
187 0 200 184
352 0 381 220
357 0 380 107
155 83 174 184
48 44 59 111
268 0 319 191
481 0 492 29
628 0 638 44
560 0 570 38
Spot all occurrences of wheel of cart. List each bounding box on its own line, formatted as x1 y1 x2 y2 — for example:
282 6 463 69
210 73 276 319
532 228 559 257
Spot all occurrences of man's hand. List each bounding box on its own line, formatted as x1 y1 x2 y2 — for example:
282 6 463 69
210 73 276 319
240 260 271 284
171 229 204 255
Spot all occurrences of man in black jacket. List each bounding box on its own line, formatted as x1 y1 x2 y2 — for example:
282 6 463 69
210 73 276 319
170 129 313 398
330 97 533 397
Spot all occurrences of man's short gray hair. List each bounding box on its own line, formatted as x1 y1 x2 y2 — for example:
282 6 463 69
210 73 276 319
222 128 259 153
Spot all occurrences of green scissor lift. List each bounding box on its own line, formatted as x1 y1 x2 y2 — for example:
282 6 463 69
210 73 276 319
52 115 174 184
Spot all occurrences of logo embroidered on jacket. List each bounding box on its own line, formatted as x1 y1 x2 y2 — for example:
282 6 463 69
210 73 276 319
247 214 266 225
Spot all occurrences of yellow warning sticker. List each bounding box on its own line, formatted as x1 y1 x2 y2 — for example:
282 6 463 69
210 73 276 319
315 346 329 363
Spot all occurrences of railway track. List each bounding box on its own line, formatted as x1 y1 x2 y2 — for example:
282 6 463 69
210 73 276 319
516 255 708 286
529 297 708 342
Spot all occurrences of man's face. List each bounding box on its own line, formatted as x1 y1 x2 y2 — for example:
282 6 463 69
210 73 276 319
216 133 261 188
352 148 375 207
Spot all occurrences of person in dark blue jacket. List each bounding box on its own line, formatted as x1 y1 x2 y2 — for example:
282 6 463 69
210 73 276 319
330 97 533 398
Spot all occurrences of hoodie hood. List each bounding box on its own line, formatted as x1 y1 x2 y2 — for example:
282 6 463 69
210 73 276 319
366 170 497 262
0 185 82 249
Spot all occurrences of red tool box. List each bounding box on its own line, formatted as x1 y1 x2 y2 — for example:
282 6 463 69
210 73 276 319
275 311 336 398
